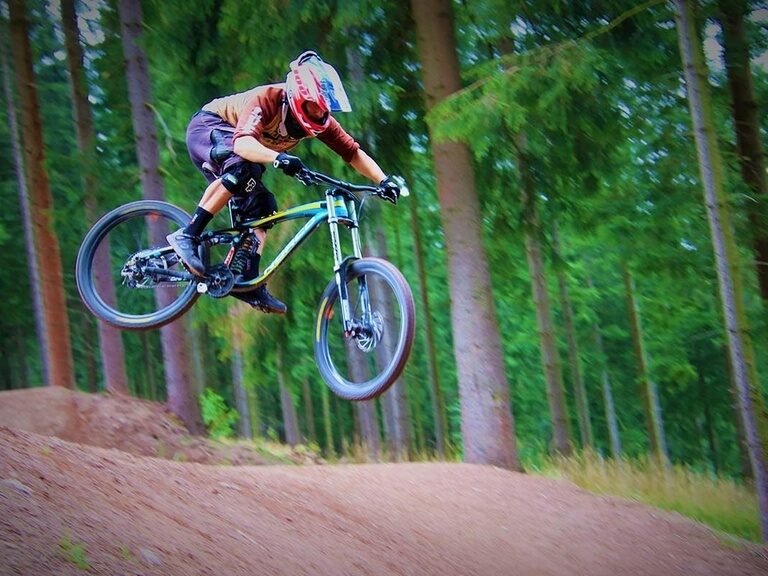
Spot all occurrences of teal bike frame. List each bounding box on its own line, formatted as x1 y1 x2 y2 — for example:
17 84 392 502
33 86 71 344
196 185 367 333
205 188 362 291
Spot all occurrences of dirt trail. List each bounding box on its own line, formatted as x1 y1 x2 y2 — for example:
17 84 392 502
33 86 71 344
1 389 767 576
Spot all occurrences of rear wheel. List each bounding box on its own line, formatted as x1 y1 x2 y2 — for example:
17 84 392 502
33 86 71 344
314 257 415 400
76 200 203 330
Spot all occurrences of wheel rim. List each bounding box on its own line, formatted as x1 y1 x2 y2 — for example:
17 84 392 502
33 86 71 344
319 266 409 393
82 206 197 325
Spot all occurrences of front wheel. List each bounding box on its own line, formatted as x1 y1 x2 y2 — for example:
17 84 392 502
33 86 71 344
314 257 416 400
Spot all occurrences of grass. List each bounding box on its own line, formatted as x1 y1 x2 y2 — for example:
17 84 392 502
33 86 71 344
532 450 761 542
59 533 91 570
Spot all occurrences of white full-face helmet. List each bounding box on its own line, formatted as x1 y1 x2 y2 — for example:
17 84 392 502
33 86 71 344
284 51 351 136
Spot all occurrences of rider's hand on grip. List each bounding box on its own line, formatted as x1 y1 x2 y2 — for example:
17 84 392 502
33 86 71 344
274 152 305 177
378 176 400 205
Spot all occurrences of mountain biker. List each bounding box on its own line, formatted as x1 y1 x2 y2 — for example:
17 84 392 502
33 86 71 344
168 50 400 314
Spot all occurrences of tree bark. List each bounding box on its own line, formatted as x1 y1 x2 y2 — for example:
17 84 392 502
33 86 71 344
61 0 128 394
320 383 334 456
0 15 48 386
275 342 299 446
586 274 622 458
675 0 768 539
410 0 520 470
118 0 203 432
407 187 449 457
8 0 75 389
717 0 768 303
552 224 592 449
229 305 251 439
622 263 669 464
302 379 317 445
516 134 572 456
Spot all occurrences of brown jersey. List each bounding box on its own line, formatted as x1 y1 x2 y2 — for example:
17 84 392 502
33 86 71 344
201 84 360 162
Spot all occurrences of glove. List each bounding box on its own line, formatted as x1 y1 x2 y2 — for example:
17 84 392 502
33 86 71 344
378 176 400 205
274 152 305 177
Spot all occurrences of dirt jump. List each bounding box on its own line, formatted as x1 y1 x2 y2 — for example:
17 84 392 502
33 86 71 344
1 387 766 575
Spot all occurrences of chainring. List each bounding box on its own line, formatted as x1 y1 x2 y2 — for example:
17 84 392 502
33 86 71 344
202 263 235 298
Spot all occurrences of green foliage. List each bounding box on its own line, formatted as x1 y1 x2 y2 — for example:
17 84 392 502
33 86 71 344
59 533 91 570
200 388 239 439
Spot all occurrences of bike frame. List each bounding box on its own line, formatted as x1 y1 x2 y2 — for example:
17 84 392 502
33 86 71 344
200 187 367 332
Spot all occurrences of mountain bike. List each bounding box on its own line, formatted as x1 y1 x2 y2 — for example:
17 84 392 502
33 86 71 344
75 168 415 401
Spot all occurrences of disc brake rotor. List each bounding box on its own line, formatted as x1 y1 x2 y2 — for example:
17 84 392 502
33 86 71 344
355 311 383 352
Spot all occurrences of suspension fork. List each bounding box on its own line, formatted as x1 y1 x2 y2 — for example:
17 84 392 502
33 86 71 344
327 192 369 335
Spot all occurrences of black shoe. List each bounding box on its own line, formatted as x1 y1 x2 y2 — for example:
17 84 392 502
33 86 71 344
166 230 205 276
231 284 287 314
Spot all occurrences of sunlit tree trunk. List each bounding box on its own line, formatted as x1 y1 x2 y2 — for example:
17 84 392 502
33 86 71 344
552 224 592 449
717 0 768 303
622 263 668 464
675 0 768 539
0 16 48 386
515 133 572 456
8 0 75 389
410 0 520 470
118 0 202 432
61 0 128 394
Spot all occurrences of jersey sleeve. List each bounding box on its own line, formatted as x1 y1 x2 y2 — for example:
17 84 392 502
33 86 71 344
318 118 360 163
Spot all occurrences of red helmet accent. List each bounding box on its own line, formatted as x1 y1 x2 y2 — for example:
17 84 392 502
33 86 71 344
285 53 331 136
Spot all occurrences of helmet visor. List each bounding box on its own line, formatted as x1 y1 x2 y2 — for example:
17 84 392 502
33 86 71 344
296 52 352 113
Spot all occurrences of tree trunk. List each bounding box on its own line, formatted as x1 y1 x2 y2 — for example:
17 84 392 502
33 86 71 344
355 399 380 461
622 263 668 464
346 336 380 460
61 0 128 394
8 0 76 389
320 383 334 457
275 343 300 446
552 224 592 449
118 0 202 432
0 16 48 386
406 187 449 457
675 0 768 539
229 305 251 439
698 372 720 475
371 226 410 461
410 0 520 470
584 275 622 459
302 379 317 445
516 133 572 456
717 0 768 303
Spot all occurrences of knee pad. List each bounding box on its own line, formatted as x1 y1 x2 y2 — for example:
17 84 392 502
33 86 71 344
221 162 266 198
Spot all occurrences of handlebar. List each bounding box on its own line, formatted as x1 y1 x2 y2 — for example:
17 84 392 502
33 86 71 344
293 168 410 200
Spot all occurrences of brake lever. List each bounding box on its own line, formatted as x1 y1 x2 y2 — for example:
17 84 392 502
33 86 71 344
295 169 315 186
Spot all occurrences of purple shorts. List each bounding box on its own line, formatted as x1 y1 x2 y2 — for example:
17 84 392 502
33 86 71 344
186 111 260 184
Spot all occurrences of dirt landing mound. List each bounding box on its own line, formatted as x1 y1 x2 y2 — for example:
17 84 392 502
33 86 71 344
0 387 315 466
2 427 766 576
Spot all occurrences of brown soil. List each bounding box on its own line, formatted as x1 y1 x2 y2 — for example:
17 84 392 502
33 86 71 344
1 388 767 576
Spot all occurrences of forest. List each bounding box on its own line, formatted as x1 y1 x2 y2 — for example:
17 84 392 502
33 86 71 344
2 0 768 539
